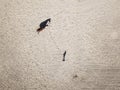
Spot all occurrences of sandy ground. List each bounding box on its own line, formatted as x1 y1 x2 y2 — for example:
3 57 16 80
0 0 120 90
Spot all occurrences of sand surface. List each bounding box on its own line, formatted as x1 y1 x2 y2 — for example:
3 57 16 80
0 0 120 90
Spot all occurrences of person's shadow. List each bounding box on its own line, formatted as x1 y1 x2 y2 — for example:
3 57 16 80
63 51 66 61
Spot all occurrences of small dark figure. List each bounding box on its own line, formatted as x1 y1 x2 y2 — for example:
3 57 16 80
73 74 78 79
37 18 51 33
63 51 66 61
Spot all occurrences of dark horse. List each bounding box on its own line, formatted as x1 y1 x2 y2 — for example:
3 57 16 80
37 18 51 33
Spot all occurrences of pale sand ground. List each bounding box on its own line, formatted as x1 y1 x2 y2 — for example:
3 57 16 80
0 0 120 90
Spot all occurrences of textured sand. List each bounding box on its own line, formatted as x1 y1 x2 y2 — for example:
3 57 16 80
0 0 120 90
